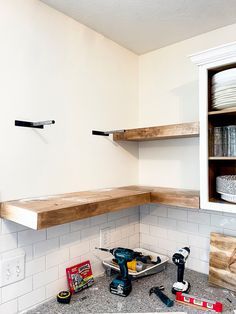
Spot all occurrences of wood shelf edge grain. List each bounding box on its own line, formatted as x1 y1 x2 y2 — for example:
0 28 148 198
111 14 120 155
119 185 200 209
0 189 150 230
0 185 200 230
113 122 199 142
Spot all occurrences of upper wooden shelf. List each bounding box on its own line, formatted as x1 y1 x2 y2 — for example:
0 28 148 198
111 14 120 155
113 122 199 142
208 107 236 116
0 185 200 230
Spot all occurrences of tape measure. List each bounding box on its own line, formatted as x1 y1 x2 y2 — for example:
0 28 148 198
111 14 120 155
57 291 71 304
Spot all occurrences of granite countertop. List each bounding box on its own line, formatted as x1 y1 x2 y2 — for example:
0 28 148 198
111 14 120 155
27 264 236 313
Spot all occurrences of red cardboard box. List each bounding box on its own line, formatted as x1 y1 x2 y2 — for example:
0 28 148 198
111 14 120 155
66 260 94 294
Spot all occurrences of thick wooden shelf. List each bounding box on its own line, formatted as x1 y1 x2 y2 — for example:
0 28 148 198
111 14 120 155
0 186 200 230
0 189 150 230
121 186 200 209
113 122 199 142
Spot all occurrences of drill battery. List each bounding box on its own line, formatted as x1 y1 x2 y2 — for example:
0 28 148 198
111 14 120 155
110 275 132 297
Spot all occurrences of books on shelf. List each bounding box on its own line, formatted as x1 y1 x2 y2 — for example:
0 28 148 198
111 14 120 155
212 125 236 157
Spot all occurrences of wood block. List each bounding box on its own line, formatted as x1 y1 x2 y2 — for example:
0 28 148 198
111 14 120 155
209 232 236 292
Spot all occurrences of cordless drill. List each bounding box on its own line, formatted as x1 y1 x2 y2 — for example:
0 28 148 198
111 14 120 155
96 247 140 297
172 247 190 294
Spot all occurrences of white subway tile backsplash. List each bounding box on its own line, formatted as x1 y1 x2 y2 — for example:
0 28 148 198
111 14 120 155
0 207 135 311
177 221 198 234
0 233 17 253
158 217 176 229
26 256 45 277
0 299 17 314
140 204 150 215
188 211 210 225
140 214 158 225
18 229 46 247
2 204 234 312
47 223 70 239
60 230 81 247
128 214 139 224
1 220 27 234
168 208 187 221
198 224 223 237
107 208 129 221
34 238 59 258
188 257 209 274
188 234 210 250
116 217 129 228
90 214 107 226
33 267 58 289
81 226 100 241
211 214 236 230
58 257 81 278
223 229 236 237
18 287 45 312
46 248 69 269
46 277 67 299
70 218 90 232
167 230 188 243
140 223 149 234
21 245 33 262
70 241 90 259
150 225 168 238
140 233 157 247
2 277 32 303
150 205 168 217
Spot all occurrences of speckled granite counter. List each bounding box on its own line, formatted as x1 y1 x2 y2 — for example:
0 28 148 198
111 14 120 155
27 264 235 313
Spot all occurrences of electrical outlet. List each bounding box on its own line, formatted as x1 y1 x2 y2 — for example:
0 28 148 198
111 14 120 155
0 248 25 287
100 227 112 247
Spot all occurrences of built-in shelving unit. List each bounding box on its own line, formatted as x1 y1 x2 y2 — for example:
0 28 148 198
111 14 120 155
0 186 200 230
191 42 236 213
113 122 199 142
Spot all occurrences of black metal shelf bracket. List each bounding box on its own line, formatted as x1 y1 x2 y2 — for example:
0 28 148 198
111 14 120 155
92 129 125 136
15 120 55 129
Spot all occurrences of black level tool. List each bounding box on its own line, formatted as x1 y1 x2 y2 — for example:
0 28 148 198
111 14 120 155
149 286 174 307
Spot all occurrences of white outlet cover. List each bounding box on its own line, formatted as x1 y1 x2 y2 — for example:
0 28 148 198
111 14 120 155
0 248 25 287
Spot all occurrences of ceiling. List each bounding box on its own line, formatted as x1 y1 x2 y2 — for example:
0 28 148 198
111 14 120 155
40 0 236 54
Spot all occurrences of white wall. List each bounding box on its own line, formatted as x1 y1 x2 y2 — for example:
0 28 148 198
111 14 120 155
0 0 139 202
139 23 236 189
0 0 140 312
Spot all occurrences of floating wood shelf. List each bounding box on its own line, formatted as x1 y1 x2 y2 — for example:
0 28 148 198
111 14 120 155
113 122 199 142
208 108 236 116
0 186 200 230
120 186 200 209
0 189 150 230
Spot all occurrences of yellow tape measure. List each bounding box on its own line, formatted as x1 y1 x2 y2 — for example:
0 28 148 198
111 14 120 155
57 291 71 304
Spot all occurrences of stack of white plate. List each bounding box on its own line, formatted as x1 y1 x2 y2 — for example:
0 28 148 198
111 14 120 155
212 68 236 110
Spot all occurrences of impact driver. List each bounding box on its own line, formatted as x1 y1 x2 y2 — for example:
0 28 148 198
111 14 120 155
96 247 140 297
